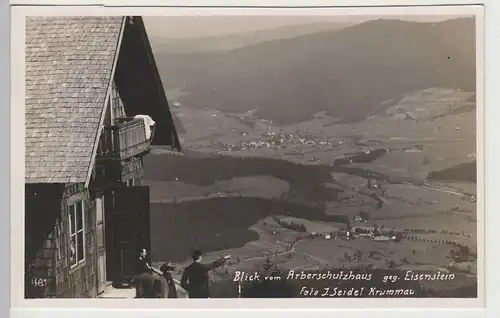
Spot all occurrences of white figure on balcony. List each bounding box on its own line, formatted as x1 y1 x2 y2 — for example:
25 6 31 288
134 114 156 141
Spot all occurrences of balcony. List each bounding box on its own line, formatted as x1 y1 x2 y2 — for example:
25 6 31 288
97 117 153 161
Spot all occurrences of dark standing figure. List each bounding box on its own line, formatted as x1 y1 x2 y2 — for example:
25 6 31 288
135 248 157 298
180 250 230 298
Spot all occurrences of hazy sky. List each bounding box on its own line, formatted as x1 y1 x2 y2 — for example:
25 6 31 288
144 15 467 39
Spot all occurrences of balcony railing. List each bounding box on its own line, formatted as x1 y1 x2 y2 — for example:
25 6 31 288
97 117 152 161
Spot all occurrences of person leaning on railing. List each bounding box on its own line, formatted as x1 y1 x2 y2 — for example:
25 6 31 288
134 248 163 298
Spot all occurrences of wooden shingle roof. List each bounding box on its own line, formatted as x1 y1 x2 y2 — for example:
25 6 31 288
25 16 125 184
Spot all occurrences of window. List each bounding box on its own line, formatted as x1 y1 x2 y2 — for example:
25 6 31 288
69 200 85 268
125 178 135 187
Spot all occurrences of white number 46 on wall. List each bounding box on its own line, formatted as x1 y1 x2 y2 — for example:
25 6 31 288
31 277 48 288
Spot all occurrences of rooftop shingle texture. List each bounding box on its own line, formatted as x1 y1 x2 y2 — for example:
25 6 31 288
25 16 124 184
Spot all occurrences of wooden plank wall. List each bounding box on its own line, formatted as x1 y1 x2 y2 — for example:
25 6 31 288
29 163 145 298
54 183 98 298
26 233 57 298
27 160 146 298
25 184 61 298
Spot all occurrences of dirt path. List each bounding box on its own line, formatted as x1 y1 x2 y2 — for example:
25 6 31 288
151 193 237 203
242 237 308 262
421 184 468 197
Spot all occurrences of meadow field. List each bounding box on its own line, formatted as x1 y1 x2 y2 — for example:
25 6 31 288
145 86 477 297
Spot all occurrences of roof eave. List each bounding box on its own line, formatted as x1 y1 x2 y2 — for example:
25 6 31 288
84 16 127 189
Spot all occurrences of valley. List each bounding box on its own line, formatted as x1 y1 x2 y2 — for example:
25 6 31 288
144 17 478 298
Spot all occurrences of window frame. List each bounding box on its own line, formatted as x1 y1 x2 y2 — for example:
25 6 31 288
125 177 135 187
68 199 86 269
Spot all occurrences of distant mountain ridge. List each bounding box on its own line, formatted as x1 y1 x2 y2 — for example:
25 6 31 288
155 17 476 125
149 22 353 54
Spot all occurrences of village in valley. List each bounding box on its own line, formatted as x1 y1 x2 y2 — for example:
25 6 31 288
147 86 478 297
